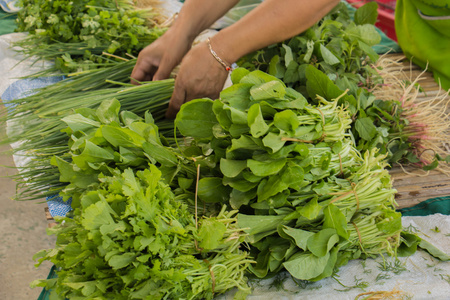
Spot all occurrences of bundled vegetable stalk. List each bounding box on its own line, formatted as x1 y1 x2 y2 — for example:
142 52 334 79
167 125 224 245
32 165 252 299
175 69 403 281
0 61 175 201
15 0 166 73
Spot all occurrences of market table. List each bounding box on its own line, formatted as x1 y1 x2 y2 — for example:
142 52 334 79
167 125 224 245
1 32 449 299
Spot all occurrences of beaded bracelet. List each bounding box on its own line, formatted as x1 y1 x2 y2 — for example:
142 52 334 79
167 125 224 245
207 38 232 72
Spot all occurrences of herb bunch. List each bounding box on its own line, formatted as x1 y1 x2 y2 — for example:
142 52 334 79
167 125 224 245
1 61 175 201
15 0 165 72
32 165 251 299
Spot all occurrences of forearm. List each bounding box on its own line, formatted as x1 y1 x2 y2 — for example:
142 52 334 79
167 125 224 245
170 0 240 43
211 0 341 63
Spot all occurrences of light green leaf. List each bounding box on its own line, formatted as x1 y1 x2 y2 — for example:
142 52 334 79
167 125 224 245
230 67 250 84
354 2 379 25
248 158 287 177
197 177 231 203
323 204 349 239
307 228 339 257
320 44 340 66
198 218 227 250
355 117 377 141
298 197 321 220
274 110 299 133
240 70 282 85
220 158 247 178
283 252 330 280
262 132 286 153
108 253 136 269
142 141 178 167
250 81 286 100
268 55 286 78
419 240 450 261
96 98 121 125
280 226 314 251
101 125 146 148
61 114 101 133
282 44 294 67
175 98 217 139
248 103 270 138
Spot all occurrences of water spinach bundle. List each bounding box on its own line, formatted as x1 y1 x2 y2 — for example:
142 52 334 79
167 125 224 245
175 69 403 281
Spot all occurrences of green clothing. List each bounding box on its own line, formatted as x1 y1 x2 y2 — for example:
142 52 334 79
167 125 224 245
0 8 16 35
395 0 450 90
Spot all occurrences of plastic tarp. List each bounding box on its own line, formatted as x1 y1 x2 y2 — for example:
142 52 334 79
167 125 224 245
1 32 448 300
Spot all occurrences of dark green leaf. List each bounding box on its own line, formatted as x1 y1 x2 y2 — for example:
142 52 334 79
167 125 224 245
197 177 231 203
355 117 378 141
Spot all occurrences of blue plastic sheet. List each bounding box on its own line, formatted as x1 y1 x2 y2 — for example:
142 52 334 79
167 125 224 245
2 76 73 217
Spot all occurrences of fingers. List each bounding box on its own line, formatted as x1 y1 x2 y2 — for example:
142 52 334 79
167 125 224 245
153 55 180 81
130 55 157 84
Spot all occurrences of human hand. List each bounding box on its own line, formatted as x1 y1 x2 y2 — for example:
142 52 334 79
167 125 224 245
165 41 229 119
130 30 192 83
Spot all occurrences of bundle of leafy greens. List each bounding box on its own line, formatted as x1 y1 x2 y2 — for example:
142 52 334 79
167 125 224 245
32 70 444 297
237 2 449 171
50 98 190 207
32 165 252 299
0 62 175 201
174 69 403 280
14 0 165 72
31 98 252 298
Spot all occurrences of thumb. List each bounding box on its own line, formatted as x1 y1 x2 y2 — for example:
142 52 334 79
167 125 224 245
165 82 186 119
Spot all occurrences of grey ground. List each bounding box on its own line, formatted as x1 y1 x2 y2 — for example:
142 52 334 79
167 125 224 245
0 102 55 300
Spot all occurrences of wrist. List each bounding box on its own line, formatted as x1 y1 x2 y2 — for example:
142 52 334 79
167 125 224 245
206 38 233 72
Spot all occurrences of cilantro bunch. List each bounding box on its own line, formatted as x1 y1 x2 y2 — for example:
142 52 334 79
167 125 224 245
15 0 165 72
32 166 251 299
31 98 252 298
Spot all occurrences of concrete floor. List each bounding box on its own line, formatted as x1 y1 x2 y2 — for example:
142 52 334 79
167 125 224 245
0 103 55 300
